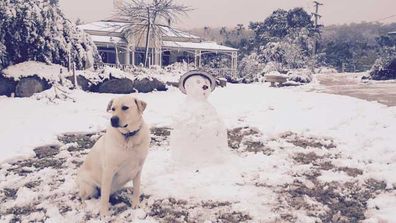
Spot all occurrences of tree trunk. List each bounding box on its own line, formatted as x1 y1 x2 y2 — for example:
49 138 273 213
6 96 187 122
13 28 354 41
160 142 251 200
144 7 151 67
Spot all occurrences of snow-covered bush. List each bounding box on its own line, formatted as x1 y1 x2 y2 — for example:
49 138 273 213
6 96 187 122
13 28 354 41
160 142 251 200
262 61 283 74
237 53 266 82
369 57 396 80
287 68 313 83
259 41 307 70
0 0 101 69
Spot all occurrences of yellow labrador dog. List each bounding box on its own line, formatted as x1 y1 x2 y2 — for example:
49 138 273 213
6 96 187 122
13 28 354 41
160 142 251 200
76 95 150 216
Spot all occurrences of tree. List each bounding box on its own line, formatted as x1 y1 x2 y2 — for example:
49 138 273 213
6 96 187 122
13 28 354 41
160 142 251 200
116 0 190 67
245 8 315 71
319 22 396 71
249 8 315 54
0 0 101 69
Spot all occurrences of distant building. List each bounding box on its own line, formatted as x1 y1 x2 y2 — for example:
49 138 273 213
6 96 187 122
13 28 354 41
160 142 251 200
78 1 238 76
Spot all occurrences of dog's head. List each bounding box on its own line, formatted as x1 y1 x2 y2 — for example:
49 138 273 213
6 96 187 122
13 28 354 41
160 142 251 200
106 95 147 131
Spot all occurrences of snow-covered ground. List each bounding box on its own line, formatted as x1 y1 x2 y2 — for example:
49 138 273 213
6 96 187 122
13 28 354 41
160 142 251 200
1 82 396 222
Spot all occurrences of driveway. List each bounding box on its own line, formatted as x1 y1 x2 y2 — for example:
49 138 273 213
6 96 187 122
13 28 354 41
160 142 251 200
314 73 396 106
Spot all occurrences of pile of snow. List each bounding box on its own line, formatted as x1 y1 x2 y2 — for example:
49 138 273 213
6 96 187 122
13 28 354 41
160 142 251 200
316 67 338 74
2 61 69 82
287 68 313 84
264 70 287 78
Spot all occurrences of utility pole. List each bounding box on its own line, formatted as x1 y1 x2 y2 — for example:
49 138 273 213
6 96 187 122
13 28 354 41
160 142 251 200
311 1 323 72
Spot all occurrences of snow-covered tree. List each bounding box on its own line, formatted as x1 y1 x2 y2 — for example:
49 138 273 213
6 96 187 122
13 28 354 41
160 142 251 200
0 0 101 70
0 42 6 69
238 7 315 77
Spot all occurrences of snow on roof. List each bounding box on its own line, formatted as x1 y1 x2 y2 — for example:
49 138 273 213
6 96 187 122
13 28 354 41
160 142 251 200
388 31 396 35
78 21 128 33
163 41 238 52
159 26 200 39
89 35 127 45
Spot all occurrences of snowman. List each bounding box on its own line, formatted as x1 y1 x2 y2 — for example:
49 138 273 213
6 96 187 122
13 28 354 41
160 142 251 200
170 70 229 169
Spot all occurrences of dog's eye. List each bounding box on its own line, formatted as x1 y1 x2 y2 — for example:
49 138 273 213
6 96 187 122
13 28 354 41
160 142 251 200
111 107 115 111
122 106 129 111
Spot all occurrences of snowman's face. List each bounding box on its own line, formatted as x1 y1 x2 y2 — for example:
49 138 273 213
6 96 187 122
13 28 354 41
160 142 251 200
184 75 212 100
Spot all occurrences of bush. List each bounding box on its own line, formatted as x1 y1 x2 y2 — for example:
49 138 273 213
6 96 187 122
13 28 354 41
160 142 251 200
287 68 313 83
237 54 266 83
369 57 396 80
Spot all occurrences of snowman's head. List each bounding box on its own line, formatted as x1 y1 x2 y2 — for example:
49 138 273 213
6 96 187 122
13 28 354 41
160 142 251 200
184 75 212 100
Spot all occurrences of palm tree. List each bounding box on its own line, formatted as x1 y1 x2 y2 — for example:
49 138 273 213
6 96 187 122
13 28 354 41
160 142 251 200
203 26 210 39
236 24 244 36
115 0 191 67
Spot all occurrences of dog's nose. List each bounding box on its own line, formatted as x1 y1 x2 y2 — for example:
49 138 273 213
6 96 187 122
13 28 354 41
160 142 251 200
202 85 209 90
111 116 119 127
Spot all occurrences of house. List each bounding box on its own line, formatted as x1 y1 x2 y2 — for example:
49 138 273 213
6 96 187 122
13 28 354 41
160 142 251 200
78 1 238 76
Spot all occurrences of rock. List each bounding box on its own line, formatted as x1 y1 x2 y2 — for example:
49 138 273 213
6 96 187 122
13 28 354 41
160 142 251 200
33 144 61 159
97 78 135 94
133 77 167 93
225 75 240 84
165 81 179 87
66 75 93 91
15 76 51 97
0 74 17 96
282 81 302 87
217 78 227 87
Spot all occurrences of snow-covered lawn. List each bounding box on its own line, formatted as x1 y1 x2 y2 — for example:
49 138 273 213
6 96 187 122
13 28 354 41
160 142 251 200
1 83 396 222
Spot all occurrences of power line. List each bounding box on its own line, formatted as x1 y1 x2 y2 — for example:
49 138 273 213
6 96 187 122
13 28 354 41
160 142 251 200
375 14 396 22
312 1 323 57
309 1 323 72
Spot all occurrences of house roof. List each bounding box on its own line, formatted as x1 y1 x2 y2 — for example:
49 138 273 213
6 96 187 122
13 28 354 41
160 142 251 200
79 20 238 52
389 31 396 36
89 35 127 45
163 41 238 52
78 21 200 39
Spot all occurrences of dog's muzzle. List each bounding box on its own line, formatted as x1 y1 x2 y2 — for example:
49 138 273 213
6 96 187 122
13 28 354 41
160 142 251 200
111 116 128 128
111 116 120 127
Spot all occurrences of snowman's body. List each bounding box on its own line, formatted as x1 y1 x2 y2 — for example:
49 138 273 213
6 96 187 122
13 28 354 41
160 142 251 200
171 75 228 168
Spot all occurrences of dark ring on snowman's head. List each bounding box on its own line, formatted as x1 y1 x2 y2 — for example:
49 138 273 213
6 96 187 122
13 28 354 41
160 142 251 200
178 70 217 95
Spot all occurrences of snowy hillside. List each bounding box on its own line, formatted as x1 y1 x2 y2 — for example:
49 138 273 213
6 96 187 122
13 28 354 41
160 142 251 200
0 83 396 222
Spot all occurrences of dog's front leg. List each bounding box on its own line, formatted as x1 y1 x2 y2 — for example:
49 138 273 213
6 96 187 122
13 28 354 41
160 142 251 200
131 171 141 209
100 170 113 216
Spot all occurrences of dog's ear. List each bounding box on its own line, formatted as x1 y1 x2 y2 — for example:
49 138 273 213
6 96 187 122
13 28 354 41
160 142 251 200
106 99 114 112
135 99 147 113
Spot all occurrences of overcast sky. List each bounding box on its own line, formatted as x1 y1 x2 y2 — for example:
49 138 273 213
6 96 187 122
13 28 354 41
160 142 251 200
59 0 396 29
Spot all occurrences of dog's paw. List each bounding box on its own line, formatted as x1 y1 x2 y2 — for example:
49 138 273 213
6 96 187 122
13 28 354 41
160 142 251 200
100 206 110 217
131 198 140 209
